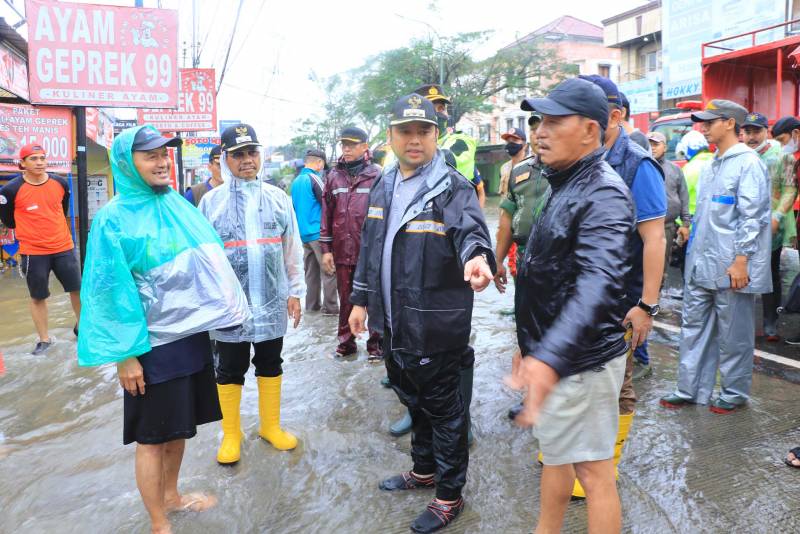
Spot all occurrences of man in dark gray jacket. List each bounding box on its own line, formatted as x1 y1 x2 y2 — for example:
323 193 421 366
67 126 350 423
648 131 691 296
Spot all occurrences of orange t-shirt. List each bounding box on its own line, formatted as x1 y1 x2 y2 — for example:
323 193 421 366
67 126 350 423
14 177 74 255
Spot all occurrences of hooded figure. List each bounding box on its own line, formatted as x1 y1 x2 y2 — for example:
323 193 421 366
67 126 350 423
77 125 250 534
198 123 305 464
78 125 249 366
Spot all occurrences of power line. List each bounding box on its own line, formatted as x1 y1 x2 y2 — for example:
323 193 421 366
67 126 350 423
216 0 245 95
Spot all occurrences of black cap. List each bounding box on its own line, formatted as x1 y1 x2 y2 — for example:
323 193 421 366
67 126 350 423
579 75 623 108
339 126 368 144
500 127 527 142
209 145 221 160
389 93 438 127
220 123 261 152
521 78 610 130
772 116 800 137
742 112 769 129
413 84 451 104
305 148 326 163
690 99 748 126
132 126 182 151
528 113 542 126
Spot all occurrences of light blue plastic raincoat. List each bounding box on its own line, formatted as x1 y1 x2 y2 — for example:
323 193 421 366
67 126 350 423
77 125 250 366
198 147 304 343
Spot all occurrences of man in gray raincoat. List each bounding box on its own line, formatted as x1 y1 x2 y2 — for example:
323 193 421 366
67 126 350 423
660 100 771 414
199 124 305 464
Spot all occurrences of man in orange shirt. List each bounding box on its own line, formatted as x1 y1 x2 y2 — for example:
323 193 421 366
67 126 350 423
0 144 81 354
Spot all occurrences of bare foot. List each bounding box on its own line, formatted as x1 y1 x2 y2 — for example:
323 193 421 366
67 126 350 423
165 492 218 513
786 451 800 467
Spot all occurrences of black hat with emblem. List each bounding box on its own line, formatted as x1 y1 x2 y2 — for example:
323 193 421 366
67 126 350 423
389 93 438 127
743 112 769 129
413 83 451 104
338 126 368 144
220 123 261 152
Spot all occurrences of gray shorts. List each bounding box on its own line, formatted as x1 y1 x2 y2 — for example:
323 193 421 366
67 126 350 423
534 352 627 466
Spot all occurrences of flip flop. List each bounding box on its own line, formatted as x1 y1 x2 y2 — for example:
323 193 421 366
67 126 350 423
167 492 218 513
784 447 800 469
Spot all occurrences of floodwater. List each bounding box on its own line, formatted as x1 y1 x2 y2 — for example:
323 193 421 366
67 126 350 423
2 200 800 533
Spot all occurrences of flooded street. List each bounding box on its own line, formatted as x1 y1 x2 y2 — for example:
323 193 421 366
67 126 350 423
3 200 800 533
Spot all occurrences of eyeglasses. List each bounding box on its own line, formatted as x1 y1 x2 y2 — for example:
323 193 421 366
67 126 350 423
229 149 260 160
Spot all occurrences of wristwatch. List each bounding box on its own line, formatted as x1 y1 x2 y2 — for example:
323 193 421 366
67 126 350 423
636 299 660 317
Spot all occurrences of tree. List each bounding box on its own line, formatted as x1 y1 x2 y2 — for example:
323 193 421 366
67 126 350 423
291 31 575 145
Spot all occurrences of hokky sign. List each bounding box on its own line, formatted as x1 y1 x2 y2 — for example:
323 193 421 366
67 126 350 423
25 0 178 108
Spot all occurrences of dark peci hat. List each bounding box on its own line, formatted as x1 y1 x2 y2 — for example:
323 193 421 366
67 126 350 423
132 126 182 151
521 78 610 130
579 75 623 108
742 112 769 129
304 148 327 163
772 116 800 137
413 83 451 104
389 93 438 127
339 126 368 144
500 127 527 143
220 123 261 152
691 100 748 126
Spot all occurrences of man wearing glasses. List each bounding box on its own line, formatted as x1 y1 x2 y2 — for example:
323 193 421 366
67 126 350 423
198 124 305 464
184 145 223 207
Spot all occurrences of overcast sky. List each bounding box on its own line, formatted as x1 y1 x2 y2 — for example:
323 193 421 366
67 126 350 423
3 0 646 146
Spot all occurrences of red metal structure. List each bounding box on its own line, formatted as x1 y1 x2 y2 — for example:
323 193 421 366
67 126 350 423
701 19 800 122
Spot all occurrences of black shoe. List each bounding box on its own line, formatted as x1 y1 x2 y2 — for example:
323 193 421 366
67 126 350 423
32 340 52 355
73 324 79 337
786 336 800 346
379 471 435 492
508 401 523 420
410 497 464 533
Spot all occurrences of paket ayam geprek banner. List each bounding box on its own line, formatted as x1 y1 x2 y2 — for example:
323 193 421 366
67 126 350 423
25 0 178 108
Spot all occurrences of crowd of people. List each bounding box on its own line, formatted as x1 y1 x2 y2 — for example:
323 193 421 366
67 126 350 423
1 73 799 533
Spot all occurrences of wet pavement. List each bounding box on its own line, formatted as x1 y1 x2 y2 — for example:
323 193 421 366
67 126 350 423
2 199 800 533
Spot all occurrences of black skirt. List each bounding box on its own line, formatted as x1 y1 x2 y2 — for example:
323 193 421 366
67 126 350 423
123 364 221 445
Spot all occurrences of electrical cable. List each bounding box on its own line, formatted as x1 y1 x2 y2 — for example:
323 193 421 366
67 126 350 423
216 0 245 95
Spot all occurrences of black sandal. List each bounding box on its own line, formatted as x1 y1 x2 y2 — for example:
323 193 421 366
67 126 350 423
410 497 464 533
784 447 800 468
379 471 435 491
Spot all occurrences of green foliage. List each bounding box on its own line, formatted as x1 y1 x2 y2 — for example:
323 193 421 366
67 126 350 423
290 30 575 148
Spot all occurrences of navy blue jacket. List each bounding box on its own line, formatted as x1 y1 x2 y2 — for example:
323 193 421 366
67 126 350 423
350 151 496 358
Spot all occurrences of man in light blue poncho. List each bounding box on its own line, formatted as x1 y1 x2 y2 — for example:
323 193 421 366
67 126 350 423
78 125 250 534
198 124 305 465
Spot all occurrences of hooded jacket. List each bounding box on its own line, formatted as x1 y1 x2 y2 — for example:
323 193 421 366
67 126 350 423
350 150 496 357
516 149 635 378
77 125 250 366
687 143 771 294
319 156 381 266
199 148 305 343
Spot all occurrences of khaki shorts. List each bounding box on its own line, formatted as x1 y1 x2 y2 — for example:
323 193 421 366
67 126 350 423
534 352 627 466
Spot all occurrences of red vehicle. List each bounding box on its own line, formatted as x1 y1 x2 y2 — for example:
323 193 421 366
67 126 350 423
650 19 800 164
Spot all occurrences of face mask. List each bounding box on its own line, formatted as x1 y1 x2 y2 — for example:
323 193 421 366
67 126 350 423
783 136 799 154
436 112 448 133
505 142 524 156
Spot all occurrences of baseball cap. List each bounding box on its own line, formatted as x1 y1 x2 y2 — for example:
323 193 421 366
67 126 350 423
19 143 45 160
742 112 769 129
647 131 667 144
131 127 182 151
579 75 623 108
389 93 438 127
220 123 261 152
339 126 368 144
521 78 610 130
413 83 451 104
500 127 527 143
209 145 221 162
528 113 542 126
772 116 800 137
691 99 748 126
305 148 326 162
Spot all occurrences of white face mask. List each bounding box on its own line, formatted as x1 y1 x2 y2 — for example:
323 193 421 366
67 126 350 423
783 136 798 154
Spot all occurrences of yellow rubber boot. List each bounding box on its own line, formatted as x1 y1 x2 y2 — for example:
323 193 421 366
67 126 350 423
537 451 544 465
571 413 634 499
257 376 298 451
216 384 243 464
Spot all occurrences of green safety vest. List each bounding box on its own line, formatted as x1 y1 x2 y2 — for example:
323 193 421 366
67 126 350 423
439 132 477 179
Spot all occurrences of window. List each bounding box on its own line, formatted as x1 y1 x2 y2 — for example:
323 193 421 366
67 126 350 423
650 120 694 161
506 118 514 133
636 15 642 36
479 124 491 143
518 116 526 132
598 64 610 78
647 52 657 72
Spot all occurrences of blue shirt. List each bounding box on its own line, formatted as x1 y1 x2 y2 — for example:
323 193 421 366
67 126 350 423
631 161 667 223
290 168 324 243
